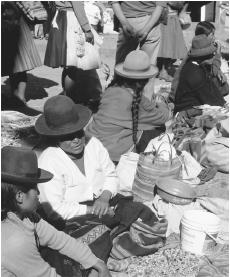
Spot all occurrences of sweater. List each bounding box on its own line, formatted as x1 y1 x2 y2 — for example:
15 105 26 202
1 213 99 277
38 137 119 220
86 86 170 162
174 61 226 113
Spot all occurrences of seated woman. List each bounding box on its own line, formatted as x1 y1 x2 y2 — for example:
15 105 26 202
173 34 226 118
34 95 119 222
86 50 171 163
1 146 111 277
170 21 228 103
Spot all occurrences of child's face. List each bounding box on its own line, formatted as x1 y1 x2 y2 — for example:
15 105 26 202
21 186 40 213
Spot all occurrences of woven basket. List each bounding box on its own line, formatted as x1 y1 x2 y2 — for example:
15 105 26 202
132 142 182 201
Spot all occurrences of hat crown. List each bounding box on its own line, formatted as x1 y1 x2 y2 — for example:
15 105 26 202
1 146 38 181
123 50 150 72
44 95 79 130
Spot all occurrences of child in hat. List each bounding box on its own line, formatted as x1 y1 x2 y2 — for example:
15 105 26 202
1 146 111 277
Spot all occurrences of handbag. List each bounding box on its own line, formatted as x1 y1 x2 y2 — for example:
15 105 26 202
16 1 48 24
116 152 139 193
179 12 191 30
132 136 182 201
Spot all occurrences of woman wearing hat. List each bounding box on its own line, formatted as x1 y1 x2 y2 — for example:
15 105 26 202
170 21 228 103
35 95 118 222
173 34 226 118
1 146 111 277
86 50 171 163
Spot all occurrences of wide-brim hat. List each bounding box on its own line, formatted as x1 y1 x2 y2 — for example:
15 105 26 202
188 34 217 58
115 50 158 79
35 95 92 137
1 146 53 186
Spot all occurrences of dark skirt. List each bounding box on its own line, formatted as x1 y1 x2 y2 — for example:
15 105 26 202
44 10 67 68
158 13 187 59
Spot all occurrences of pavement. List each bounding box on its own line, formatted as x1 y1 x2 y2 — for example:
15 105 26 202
1 22 229 115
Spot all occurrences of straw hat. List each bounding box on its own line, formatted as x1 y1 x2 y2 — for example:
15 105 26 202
115 50 158 79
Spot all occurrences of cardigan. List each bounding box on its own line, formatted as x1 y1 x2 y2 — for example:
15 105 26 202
86 86 170 161
1 212 99 277
174 61 226 113
38 137 119 220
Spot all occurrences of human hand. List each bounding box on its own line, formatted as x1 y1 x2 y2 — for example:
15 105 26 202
121 21 136 37
136 27 149 42
93 260 112 277
85 30 94 44
92 197 110 218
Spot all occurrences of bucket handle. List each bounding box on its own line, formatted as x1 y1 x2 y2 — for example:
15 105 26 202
201 226 219 244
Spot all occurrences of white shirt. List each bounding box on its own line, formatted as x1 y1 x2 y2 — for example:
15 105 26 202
38 137 119 220
84 2 101 26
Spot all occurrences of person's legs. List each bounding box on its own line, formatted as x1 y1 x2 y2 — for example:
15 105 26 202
115 26 139 65
140 23 161 67
9 71 27 103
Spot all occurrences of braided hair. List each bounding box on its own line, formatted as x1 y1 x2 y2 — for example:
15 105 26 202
109 75 148 151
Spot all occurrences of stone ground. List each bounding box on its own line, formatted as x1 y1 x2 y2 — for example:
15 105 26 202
1 22 229 114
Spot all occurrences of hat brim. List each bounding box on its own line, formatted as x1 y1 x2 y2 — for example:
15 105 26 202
189 44 217 57
115 63 158 79
2 168 53 185
35 104 92 136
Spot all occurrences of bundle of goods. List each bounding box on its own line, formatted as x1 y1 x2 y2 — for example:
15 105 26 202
126 246 199 277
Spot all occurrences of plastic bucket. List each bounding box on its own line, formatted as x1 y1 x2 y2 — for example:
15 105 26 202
181 210 221 255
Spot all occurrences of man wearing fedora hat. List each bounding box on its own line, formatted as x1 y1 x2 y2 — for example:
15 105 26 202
1 146 111 277
35 95 119 222
173 34 226 117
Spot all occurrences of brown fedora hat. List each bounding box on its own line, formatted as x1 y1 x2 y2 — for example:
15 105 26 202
115 50 158 79
188 34 217 58
1 146 53 185
35 95 92 136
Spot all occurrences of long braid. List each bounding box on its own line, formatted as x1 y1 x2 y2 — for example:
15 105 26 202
131 81 146 152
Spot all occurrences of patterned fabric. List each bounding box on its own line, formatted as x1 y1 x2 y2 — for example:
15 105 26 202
40 215 112 276
110 219 168 260
16 1 47 23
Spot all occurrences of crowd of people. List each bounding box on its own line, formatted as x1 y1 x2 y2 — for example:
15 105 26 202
1 1 229 277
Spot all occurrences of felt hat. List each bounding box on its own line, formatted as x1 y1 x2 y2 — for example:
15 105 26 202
188 34 217 57
1 146 53 186
35 95 92 136
115 50 158 79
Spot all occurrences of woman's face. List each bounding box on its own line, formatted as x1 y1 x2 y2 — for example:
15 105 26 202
21 186 40 213
59 130 85 155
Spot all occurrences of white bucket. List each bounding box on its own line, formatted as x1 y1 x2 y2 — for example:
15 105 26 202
181 210 221 255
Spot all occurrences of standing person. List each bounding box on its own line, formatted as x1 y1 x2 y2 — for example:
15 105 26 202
111 1 166 91
2 1 42 107
111 1 166 67
158 1 188 82
44 1 102 111
1 146 111 277
86 50 171 163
